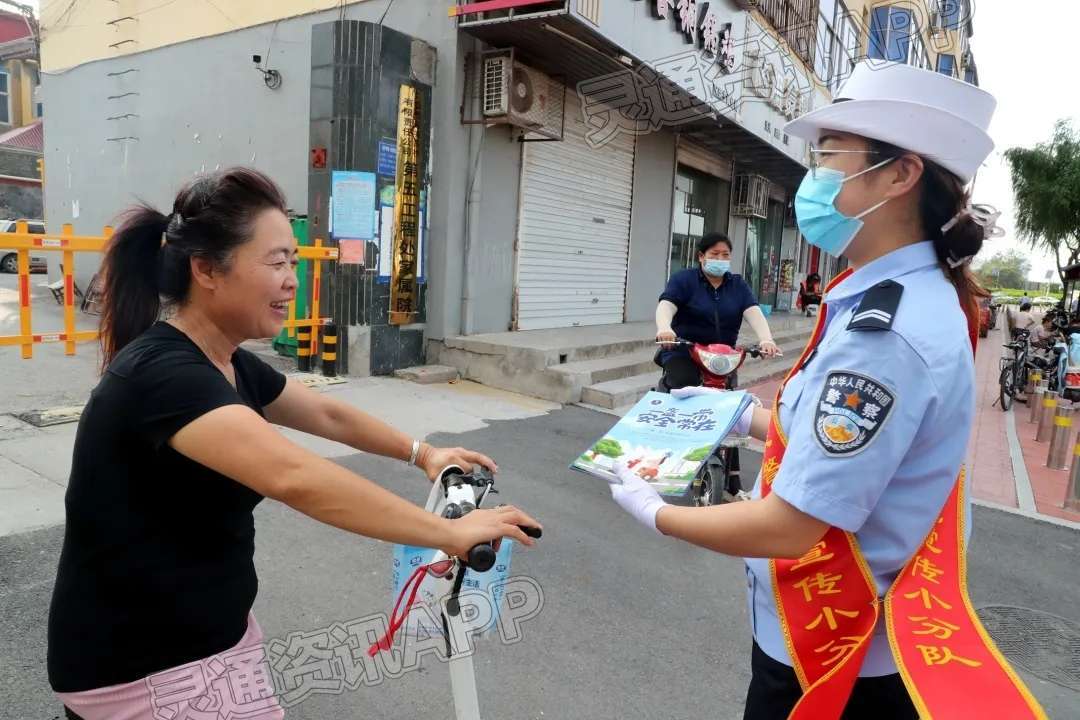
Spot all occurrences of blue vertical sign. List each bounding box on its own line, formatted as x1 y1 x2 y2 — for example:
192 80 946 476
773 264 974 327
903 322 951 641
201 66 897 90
377 138 398 178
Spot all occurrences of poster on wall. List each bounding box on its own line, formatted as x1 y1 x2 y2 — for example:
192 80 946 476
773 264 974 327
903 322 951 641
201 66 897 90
389 85 422 326
776 258 796 311
339 239 366 265
779 259 795 293
331 171 376 240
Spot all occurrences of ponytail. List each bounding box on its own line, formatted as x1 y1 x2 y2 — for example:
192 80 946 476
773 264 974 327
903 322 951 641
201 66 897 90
99 167 288 368
99 207 168 367
868 140 990 343
918 161 991 344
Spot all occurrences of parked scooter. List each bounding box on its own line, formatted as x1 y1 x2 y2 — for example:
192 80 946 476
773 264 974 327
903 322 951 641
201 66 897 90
654 339 766 506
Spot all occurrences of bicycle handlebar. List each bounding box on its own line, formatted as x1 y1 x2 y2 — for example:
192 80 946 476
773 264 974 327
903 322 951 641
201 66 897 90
654 338 776 358
439 466 542 573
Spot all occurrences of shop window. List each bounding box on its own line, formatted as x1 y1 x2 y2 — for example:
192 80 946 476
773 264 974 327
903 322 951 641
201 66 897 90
0 71 10 125
938 53 956 78
668 165 731 278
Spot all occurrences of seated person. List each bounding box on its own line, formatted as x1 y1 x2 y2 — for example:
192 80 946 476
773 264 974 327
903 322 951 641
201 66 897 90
654 233 780 390
1010 301 1037 337
1030 314 1056 346
796 273 822 314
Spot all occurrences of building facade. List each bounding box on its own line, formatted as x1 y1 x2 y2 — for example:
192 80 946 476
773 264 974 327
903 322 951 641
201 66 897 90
0 8 41 220
39 0 979 374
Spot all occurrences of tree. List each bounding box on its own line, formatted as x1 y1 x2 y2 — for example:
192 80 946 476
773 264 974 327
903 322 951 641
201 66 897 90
973 249 1031 290
683 445 714 462
1004 120 1080 286
586 438 622 461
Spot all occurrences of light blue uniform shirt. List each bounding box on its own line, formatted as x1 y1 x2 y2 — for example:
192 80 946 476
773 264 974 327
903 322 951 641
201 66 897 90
745 242 976 677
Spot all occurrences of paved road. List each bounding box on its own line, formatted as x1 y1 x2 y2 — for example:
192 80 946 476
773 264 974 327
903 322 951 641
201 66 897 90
2 405 1078 719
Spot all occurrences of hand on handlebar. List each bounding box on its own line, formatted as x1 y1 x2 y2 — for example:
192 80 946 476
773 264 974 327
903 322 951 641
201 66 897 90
441 505 542 560
656 329 677 346
419 446 499 483
758 340 782 358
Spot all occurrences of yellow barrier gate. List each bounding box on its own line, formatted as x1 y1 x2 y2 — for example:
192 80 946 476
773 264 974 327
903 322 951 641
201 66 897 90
1 225 338 360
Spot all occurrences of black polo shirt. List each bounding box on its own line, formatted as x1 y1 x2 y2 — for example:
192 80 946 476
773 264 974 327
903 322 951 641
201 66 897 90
660 268 759 347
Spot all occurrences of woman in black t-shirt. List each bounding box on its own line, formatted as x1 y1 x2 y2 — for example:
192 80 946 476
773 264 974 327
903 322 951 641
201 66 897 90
48 168 540 719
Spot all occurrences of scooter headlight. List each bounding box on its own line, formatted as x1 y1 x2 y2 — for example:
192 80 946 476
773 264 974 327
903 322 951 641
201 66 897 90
695 349 740 377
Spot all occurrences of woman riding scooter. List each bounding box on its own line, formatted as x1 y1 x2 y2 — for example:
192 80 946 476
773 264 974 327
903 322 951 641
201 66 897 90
654 233 780 391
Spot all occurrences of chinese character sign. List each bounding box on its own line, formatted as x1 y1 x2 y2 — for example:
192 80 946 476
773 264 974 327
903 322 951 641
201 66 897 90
390 85 422 326
572 390 752 496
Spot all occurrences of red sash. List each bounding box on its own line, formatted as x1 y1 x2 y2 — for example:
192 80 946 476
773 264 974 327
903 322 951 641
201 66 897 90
761 270 1046 719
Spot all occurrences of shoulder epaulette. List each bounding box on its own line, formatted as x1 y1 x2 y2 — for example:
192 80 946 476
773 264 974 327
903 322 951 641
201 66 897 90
847 279 904 331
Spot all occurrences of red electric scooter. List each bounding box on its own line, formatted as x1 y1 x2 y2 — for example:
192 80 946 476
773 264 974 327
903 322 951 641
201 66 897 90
655 340 766 506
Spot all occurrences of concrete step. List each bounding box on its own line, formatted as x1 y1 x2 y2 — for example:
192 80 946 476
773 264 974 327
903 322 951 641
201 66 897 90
546 348 658 386
581 372 662 410
433 318 816 406
579 336 810 410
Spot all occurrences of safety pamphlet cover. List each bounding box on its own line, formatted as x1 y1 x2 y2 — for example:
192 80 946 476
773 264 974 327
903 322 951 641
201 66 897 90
572 390 752 496
391 541 514 639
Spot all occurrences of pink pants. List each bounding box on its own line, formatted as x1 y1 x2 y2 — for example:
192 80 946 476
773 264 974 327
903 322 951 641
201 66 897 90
55 612 285 720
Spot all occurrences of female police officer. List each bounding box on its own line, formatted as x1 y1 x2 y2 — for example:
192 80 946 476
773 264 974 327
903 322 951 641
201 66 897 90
607 62 1046 720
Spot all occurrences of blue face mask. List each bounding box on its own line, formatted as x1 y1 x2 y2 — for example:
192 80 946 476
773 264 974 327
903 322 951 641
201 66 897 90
794 158 894 257
703 259 730 277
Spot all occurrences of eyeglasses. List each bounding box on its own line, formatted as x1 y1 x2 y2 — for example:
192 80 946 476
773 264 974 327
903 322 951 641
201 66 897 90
808 147 883 177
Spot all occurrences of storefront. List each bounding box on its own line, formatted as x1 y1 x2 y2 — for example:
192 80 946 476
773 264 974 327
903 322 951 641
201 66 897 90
452 0 832 338
667 150 731 279
515 92 637 330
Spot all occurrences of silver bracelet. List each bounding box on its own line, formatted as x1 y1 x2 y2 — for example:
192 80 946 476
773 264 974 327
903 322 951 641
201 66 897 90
408 439 421 466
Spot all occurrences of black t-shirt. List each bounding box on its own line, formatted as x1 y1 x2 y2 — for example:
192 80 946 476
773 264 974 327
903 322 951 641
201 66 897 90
47 322 287 692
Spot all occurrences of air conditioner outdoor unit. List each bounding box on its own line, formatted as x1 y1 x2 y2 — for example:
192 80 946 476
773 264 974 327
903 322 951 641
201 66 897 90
481 50 563 139
732 174 770 219
483 53 511 116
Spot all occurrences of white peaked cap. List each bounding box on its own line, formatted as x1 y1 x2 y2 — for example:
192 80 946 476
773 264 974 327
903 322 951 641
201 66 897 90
786 61 997 184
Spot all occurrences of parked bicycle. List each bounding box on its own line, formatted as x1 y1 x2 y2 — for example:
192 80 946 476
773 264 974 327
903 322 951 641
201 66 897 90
999 328 1033 411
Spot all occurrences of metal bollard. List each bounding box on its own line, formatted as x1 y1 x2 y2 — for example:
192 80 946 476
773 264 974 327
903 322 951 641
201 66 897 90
321 323 338 377
1047 403 1075 470
1030 384 1047 424
1067 442 1080 511
1036 391 1060 442
1027 371 1042 395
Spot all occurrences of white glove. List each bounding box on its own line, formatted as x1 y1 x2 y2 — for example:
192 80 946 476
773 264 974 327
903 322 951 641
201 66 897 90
609 461 666 533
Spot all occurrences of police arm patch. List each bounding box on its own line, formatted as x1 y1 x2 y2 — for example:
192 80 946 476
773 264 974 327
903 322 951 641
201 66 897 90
813 370 896 457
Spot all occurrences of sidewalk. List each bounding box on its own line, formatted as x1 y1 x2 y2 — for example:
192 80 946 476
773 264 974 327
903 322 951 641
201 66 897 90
744 321 1080 528
0 369 560 537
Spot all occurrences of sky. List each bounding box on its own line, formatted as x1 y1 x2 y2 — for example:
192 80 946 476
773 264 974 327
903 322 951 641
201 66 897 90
969 1 1080 283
